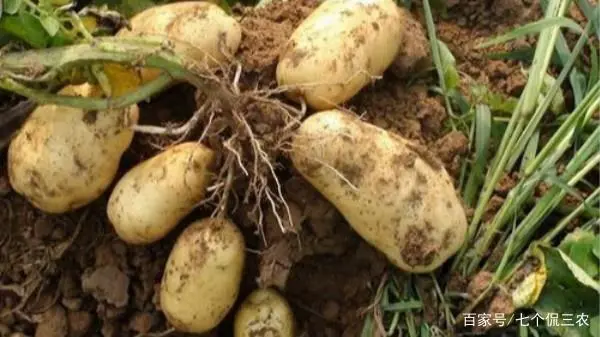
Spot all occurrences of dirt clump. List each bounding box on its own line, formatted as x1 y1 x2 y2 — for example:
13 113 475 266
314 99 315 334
467 270 494 299
434 131 469 176
66 311 92 337
349 82 448 144
34 305 68 337
81 265 130 308
390 8 431 77
236 0 320 75
400 225 439 267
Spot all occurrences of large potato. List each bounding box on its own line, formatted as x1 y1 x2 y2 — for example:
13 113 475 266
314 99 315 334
290 110 467 273
107 142 215 244
276 0 403 110
8 84 138 214
234 288 295 337
118 1 242 82
160 218 245 333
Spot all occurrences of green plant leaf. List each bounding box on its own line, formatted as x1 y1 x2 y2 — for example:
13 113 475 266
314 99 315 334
0 11 50 48
535 245 600 337
592 235 600 260
3 0 22 14
437 40 459 90
477 17 585 49
590 316 600 337
39 13 60 36
559 229 600 278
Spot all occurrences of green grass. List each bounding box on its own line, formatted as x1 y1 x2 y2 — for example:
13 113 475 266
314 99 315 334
366 0 599 335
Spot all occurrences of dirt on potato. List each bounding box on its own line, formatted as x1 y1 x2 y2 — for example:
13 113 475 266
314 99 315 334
0 0 547 336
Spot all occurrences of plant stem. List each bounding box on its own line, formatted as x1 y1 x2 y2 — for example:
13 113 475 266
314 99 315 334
0 74 172 110
0 36 237 110
541 187 600 244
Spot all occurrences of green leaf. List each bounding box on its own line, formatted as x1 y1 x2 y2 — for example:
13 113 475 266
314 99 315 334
437 40 459 90
535 245 600 337
463 104 491 205
541 73 565 114
559 229 600 278
39 13 60 37
592 235 600 260
0 11 50 48
382 300 423 312
217 0 232 14
477 17 585 49
3 0 22 14
590 316 600 337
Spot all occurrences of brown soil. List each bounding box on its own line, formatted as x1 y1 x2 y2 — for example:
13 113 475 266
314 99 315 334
0 0 548 336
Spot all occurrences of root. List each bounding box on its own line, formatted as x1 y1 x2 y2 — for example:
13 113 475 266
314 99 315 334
132 100 211 138
361 273 388 337
0 210 88 319
130 61 304 239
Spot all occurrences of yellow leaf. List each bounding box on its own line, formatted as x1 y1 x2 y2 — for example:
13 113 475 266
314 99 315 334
102 63 143 97
511 248 548 308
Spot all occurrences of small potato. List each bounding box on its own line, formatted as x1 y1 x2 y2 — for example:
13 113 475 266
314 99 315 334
276 0 403 110
234 288 295 337
8 84 138 214
290 110 467 273
107 142 215 244
118 1 242 82
161 218 245 333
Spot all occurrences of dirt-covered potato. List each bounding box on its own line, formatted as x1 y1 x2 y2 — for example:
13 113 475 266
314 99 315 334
107 142 215 244
8 84 139 214
234 288 295 337
161 218 245 333
276 0 403 110
290 110 467 273
118 1 242 82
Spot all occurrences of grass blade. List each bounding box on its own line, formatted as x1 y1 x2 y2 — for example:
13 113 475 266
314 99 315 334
382 300 423 312
506 22 592 170
476 17 585 49
525 82 600 176
542 188 600 244
422 0 456 120
507 152 600 261
520 130 539 174
576 0 600 39
589 44 599 93
540 0 589 104
463 104 492 206
459 0 571 274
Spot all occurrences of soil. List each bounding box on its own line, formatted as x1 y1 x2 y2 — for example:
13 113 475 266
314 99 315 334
0 0 554 336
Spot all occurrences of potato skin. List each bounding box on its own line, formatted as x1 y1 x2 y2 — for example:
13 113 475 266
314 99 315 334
290 110 467 273
276 0 403 110
234 288 295 337
8 84 138 214
160 218 245 333
118 1 242 82
107 142 215 244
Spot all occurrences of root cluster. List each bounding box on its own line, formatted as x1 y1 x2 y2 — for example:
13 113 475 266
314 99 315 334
135 60 306 241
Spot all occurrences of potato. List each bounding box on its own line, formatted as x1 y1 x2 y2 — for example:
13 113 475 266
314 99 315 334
8 84 138 214
118 1 242 82
107 142 215 244
290 110 467 273
160 218 245 333
276 0 403 110
234 288 295 337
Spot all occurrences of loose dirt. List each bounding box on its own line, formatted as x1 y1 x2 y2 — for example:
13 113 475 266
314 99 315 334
0 0 546 336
